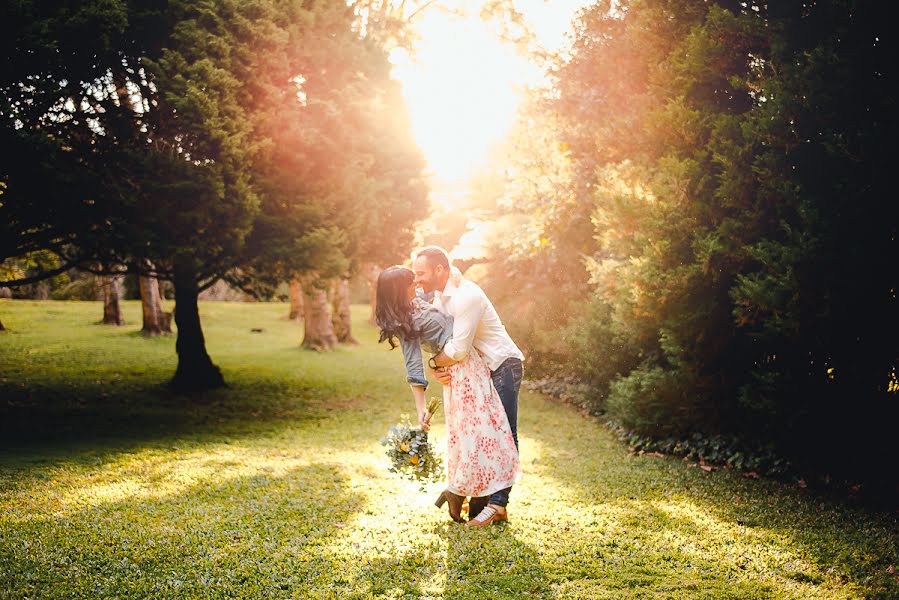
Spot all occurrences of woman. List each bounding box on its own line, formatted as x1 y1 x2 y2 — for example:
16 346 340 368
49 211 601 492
376 266 521 523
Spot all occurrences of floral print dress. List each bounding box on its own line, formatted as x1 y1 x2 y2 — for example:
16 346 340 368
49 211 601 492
443 347 521 498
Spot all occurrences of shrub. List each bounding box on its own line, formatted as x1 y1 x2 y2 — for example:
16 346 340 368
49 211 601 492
605 363 705 438
49 277 96 300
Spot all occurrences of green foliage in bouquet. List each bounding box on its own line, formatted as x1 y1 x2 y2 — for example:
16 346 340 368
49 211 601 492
382 398 443 488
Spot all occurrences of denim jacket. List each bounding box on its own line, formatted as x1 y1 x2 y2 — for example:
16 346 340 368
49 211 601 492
400 297 453 389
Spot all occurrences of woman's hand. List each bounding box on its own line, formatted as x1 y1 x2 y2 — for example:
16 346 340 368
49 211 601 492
418 410 431 432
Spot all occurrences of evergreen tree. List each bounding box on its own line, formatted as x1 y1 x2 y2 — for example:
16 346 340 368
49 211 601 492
3 1 427 388
499 0 896 482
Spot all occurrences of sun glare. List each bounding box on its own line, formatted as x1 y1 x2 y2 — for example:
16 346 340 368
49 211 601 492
390 1 585 187
390 15 528 184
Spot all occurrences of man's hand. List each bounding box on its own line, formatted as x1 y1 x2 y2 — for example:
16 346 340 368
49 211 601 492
430 350 455 368
429 365 452 386
428 350 457 387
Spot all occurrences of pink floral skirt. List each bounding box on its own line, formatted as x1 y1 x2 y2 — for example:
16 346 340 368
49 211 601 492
443 348 522 497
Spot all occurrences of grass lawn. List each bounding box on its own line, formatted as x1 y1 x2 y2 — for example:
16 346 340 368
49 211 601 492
1 299 897 599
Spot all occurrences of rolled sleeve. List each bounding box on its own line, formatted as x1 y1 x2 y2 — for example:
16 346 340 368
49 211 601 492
400 336 428 389
441 339 468 361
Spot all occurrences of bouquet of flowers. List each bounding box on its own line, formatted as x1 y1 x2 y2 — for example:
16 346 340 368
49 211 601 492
382 397 443 487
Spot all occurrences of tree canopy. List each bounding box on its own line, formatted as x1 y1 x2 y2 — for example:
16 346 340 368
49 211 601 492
481 0 896 486
2 0 428 389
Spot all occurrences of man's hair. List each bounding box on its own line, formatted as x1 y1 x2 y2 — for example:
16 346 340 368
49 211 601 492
414 246 451 271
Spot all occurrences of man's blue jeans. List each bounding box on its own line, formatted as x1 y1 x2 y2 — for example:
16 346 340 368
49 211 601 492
488 357 522 507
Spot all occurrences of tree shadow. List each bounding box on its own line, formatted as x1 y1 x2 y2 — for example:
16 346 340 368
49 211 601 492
344 519 552 598
1 462 366 598
522 399 899 598
436 521 551 598
350 545 438 597
0 375 328 470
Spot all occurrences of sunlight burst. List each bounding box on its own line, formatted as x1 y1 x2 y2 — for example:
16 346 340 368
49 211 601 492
390 1 585 187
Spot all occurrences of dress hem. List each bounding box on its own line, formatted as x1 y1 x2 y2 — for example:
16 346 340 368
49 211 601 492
445 473 522 499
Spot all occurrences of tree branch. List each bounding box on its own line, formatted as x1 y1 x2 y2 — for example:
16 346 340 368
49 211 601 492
0 261 79 288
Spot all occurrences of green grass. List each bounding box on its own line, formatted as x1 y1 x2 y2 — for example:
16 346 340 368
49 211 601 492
1 299 897 599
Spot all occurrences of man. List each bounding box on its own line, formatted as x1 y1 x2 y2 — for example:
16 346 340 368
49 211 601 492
412 246 524 527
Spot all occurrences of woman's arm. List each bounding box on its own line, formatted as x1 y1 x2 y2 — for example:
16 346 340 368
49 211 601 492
410 384 429 431
399 336 431 428
400 335 428 389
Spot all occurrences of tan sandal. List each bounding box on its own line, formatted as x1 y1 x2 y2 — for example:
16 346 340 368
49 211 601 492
465 503 507 527
466 495 489 522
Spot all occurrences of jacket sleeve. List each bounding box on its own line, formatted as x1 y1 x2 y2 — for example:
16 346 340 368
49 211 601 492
400 335 428 389
441 289 486 361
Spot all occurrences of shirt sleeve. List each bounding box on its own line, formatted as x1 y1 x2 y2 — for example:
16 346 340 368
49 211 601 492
441 288 486 361
400 335 428 389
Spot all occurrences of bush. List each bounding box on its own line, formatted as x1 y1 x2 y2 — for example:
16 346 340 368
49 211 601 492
615 427 793 478
50 277 98 300
562 295 644 414
524 376 597 414
605 363 705 438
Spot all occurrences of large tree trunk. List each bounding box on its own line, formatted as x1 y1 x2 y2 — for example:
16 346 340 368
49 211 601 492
301 274 337 351
139 262 172 335
330 277 358 344
364 263 381 324
99 274 124 325
171 261 225 392
288 279 304 321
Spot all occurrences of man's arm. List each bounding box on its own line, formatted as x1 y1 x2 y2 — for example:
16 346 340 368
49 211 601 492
440 288 486 362
430 349 457 368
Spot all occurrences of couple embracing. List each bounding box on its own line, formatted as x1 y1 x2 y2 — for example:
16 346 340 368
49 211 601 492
376 246 523 527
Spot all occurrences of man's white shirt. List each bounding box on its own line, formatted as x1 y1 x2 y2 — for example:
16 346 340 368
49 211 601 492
434 275 524 371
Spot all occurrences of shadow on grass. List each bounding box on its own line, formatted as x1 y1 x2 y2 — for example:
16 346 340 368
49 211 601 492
0 375 328 464
348 523 552 598
1 463 366 598
524 409 899 598
344 519 552 598
352 545 438 597
547 498 786 599
440 522 550 598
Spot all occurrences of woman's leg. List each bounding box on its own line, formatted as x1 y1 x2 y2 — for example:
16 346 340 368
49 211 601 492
435 489 465 522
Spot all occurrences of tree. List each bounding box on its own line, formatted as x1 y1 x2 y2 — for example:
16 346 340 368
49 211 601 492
139 260 171 335
3 0 428 387
362 263 381 324
2 0 241 388
235 0 428 348
1 1 171 284
288 279 304 321
330 278 358 345
99 273 125 325
300 274 338 351
474 96 597 377
490 0 896 484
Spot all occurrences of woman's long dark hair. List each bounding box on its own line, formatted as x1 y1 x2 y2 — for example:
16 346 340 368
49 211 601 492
375 266 418 349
